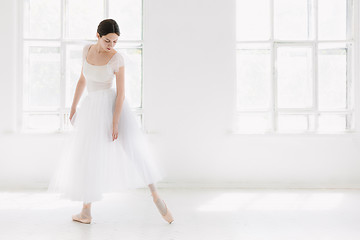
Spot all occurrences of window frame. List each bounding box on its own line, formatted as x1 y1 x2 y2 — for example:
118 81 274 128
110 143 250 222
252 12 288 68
18 0 145 133
234 0 359 134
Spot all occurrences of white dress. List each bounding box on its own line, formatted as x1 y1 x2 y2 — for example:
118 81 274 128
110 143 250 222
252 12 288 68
47 44 163 203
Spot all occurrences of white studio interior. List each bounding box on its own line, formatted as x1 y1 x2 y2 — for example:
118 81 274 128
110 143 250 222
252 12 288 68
1 0 360 239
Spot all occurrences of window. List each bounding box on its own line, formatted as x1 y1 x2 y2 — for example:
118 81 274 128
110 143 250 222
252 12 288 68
235 0 357 133
20 0 144 132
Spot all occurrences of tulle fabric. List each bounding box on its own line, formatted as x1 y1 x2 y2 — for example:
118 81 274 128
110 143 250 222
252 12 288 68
47 88 163 202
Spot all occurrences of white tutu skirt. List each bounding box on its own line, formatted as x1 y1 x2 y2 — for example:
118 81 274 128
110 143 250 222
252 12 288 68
47 88 163 202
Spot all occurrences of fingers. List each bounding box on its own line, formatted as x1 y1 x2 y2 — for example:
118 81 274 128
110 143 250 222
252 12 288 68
112 132 118 141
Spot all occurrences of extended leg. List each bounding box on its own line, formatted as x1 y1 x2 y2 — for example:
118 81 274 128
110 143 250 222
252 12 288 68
148 183 174 224
148 184 166 214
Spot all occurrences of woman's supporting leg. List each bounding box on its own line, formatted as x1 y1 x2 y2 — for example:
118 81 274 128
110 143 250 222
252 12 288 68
81 202 92 218
72 202 92 224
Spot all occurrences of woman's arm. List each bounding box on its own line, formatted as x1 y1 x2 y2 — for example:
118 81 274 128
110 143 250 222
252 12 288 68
70 67 86 119
112 65 125 141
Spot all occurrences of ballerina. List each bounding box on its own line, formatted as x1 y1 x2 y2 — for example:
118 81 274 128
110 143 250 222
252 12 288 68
47 19 174 224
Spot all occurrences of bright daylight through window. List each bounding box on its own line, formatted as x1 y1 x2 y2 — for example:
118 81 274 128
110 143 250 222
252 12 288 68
21 0 143 132
235 0 357 133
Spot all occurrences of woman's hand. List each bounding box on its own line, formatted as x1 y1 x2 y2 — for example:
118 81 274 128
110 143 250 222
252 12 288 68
69 107 76 122
112 123 119 141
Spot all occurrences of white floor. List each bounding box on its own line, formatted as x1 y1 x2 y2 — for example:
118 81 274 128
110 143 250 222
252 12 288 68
0 188 359 240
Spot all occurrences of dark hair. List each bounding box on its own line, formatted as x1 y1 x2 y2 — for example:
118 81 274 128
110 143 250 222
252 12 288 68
97 19 120 37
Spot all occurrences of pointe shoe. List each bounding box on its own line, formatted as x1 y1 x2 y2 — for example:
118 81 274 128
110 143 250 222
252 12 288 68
153 196 174 224
72 213 92 224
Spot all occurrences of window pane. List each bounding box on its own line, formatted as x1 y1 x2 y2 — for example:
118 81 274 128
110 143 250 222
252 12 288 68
65 44 84 108
277 46 313 108
318 0 348 40
23 0 61 39
109 0 142 40
234 114 270 132
318 43 347 110
67 0 104 39
236 0 270 40
116 47 142 108
24 113 60 131
318 114 346 131
274 0 314 40
236 44 271 110
277 114 309 131
135 114 143 129
24 45 61 109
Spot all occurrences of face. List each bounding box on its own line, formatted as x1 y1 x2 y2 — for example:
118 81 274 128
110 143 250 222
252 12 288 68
97 33 118 52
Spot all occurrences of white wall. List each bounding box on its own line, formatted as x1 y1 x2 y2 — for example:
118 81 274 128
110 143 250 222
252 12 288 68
0 0 17 133
1 0 360 190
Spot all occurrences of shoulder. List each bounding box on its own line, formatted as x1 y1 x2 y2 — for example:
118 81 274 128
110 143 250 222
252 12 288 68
82 43 92 61
113 51 124 61
82 43 92 53
110 51 125 73
113 52 125 67
83 43 92 50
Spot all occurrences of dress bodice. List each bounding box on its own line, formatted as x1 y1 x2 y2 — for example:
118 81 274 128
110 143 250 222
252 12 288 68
82 43 124 92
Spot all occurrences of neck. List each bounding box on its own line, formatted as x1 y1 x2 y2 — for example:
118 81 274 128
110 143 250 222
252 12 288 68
94 43 106 54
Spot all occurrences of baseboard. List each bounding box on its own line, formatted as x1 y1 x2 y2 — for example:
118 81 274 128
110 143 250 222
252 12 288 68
1 181 360 191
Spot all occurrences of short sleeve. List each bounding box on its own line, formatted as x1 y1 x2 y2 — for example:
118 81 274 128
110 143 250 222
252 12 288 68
82 44 91 65
112 53 125 73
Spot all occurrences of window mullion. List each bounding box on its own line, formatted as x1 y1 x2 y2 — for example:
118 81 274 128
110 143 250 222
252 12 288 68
59 0 66 131
17 0 25 132
270 0 275 132
313 0 318 132
312 42 318 132
353 0 360 131
272 43 277 132
104 0 109 18
141 0 145 130
346 43 353 130
346 0 354 130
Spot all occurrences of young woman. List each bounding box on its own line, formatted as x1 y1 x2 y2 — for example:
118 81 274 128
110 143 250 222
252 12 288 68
47 19 174 224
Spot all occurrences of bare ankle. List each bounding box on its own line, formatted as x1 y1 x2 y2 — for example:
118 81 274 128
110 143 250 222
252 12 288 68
83 202 91 208
152 191 160 200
